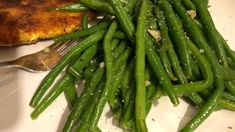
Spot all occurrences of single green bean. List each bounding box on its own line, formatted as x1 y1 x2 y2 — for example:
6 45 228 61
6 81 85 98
182 0 196 11
218 99 235 111
135 1 149 131
64 78 78 109
113 31 127 39
113 48 132 74
55 22 109 42
121 59 135 108
80 0 115 14
89 21 118 130
110 39 120 51
81 12 88 30
109 62 127 109
47 3 88 12
158 45 177 81
112 41 127 59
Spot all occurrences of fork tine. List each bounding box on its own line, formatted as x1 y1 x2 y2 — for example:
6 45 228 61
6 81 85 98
53 41 71 52
49 41 65 49
57 39 80 56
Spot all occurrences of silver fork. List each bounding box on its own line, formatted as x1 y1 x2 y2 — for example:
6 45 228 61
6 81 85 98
0 40 79 72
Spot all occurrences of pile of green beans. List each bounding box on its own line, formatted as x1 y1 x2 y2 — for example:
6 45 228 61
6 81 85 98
30 0 235 131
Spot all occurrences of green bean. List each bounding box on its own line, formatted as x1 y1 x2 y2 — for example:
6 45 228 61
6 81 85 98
146 34 179 105
109 62 127 109
219 65 235 80
198 21 235 103
110 39 120 51
82 60 99 80
222 91 235 102
113 48 132 74
167 0 224 131
124 0 138 14
146 83 156 112
113 31 127 39
189 56 202 80
76 81 104 132
182 0 196 11
200 89 235 111
155 1 213 108
154 6 197 83
158 0 193 80
120 69 136 130
153 6 187 84
147 16 158 30
158 45 177 81
31 73 74 119
155 3 205 108
225 81 235 96
64 79 78 109
216 31 235 95
63 64 104 132
68 44 98 78
205 0 209 6
81 12 88 30
80 0 115 14
220 32 235 63
112 41 127 59
30 30 106 107
55 22 109 42
191 0 228 66
120 99 135 130
47 3 88 12
153 86 163 100
218 99 235 111
135 1 149 131
89 21 118 130
121 59 135 108
192 2 235 104
146 99 152 114
108 0 135 43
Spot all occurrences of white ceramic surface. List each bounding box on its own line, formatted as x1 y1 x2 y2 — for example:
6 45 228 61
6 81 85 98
0 0 235 132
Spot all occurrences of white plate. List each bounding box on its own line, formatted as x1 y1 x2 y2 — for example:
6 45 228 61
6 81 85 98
0 0 235 132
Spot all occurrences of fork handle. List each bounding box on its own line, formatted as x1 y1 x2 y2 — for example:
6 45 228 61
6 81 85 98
0 61 18 69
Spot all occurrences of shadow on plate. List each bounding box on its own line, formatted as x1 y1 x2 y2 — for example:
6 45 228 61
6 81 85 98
0 47 20 130
177 103 198 131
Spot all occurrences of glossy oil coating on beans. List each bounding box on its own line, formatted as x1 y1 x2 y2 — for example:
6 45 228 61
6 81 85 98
158 0 193 80
167 0 224 131
135 0 149 131
29 0 235 131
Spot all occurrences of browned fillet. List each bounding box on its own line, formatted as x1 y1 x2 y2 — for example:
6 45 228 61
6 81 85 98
0 0 94 46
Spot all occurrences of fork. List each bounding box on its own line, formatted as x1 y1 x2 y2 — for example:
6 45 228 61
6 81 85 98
0 40 80 72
